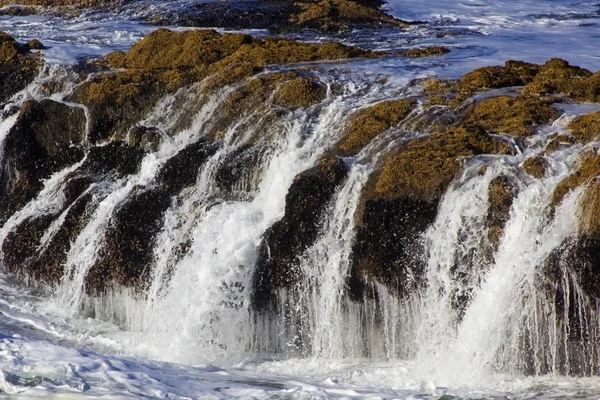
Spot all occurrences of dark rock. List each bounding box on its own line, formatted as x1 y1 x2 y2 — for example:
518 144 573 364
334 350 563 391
86 186 172 294
253 155 349 308
156 140 220 194
0 99 86 224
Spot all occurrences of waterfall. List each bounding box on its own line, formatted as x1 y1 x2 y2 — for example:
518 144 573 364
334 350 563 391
1 59 600 382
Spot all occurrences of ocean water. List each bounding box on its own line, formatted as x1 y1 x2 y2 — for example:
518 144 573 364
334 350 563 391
1 1 600 398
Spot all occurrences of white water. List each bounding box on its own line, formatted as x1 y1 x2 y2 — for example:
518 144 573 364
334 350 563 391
2 1 600 398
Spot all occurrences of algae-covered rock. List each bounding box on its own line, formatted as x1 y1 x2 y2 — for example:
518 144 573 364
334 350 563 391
522 58 597 101
289 0 409 32
486 175 518 247
274 77 327 108
253 156 349 307
401 46 450 58
522 156 549 179
0 31 43 102
552 151 600 207
109 28 377 72
568 110 600 143
459 60 540 93
339 98 417 155
374 126 515 202
82 29 376 141
544 134 576 153
349 126 514 295
465 96 559 136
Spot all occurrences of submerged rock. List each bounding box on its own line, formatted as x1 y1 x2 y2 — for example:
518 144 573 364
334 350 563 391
400 46 450 58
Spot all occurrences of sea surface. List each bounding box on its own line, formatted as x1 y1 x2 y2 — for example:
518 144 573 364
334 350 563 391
1 0 600 398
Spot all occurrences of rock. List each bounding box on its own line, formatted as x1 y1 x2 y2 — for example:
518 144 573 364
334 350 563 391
108 29 377 73
2 215 55 279
350 126 515 294
552 150 600 207
82 142 145 178
253 156 349 308
273 77 327 108
339 98 417 155
144 0 410 33
401 46 450 58
0 99 86 223
24 39 44 50
522 58 598 101
486 175 518 247
522 156 549 179
568 110 600 143
459 60 540 93
465 96 559 136
0 31 42 102
213 145 266 194
156 140 220 194
374 126 515 202
0 5 36 15
70 71 170 143
0 0 118 10
77 29 377 142
288 0 410 32
86 186 172 294
544 134 576 153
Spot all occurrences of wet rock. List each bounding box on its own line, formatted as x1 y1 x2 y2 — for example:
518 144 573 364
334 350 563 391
253 156 349 307
273 77 327 108
108 29 377 73
288 0 409 32
0 5 36 15
213 145 266 193
568 110 600 143
156 140 220 194
350 126 515 295
0 0 119 10
400 46 450 58
86 186 172 294
125 126 163 153
552 150 600 207
34 191 96 284
339 98 417 155
522 156 549 179
70 71 170 143
82 142 145 178
0 99 86 223
544 134 576 153
486 175 518 248
459 60 541 93
465 96 559 136
24 39 44 50
374 126 515 202
522 58 597 101
0 31 43 102
2 215 55 279
145 0 410 33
